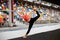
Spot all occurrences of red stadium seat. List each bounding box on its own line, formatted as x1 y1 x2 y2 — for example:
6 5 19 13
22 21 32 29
0 18 4 23
0 18 4 26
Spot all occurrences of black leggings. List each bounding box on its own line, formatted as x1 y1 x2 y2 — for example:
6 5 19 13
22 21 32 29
26 11 40 35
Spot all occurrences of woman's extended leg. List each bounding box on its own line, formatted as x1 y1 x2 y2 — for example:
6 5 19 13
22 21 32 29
26 20 34 35
22 18 34 38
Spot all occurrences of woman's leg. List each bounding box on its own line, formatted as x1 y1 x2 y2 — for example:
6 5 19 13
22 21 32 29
23 18 34 38
26 21 34 35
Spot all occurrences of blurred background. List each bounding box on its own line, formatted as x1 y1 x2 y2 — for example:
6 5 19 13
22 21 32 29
0 0 60 27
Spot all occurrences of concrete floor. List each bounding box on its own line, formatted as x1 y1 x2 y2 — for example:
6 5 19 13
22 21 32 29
0 24 60 40
9 29 60 40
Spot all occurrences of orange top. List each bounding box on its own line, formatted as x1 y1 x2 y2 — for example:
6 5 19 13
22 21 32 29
22 14 30 22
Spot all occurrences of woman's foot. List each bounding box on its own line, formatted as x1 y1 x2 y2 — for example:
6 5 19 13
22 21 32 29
22 34 28 38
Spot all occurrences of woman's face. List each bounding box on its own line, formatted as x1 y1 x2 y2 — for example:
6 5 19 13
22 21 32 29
33 6 37 11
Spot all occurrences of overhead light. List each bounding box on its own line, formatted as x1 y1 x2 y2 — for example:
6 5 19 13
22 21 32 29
24 0 34 2
41 1 45 5
41 1 51 6
34 1 41 4
53 5 59 8
45 3 52 6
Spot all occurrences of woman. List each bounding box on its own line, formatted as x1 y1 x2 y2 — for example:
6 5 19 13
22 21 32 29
21 7 40 38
